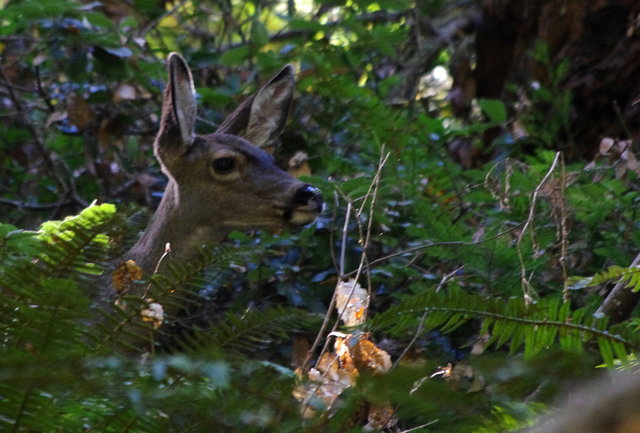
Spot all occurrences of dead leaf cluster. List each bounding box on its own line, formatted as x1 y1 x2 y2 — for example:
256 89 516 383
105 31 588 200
586 137 640 180
294 280 397 430
140 299 164 330
111 259 144 295
111 259 164 330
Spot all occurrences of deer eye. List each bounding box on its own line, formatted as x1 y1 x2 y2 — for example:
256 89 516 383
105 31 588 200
212 157 236 174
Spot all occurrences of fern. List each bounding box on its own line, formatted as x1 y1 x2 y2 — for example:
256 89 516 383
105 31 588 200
38 203 116 278
175 305 321 355
0 203 314 432
0 203 117 432
574 264 640 293
368 286 638 367
1 204 116 355
88 243 259 354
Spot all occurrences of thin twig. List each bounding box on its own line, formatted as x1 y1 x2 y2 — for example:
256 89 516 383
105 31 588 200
0 198 75 211
516 151 562 304
558 154 569 303
139 0 190 37
302 148 389 371
339 201 352 277
316 149 389 370
301 147 389 418
393 266 463 368
596 252 640 322
301 203 352 373
143 243 172 298
400 420 439 433
342 222 525 278
327 190 340 274
613 100 634 145
393 307 635 348
0 66 77 211
35 65 54 113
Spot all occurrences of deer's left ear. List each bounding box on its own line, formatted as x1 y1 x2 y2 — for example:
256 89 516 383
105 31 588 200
155 53 197 171
217 65 295 148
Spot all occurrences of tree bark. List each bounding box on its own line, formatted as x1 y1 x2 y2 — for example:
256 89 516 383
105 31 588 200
596 253 640 324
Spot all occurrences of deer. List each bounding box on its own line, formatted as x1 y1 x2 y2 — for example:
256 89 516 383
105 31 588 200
98 53 323 343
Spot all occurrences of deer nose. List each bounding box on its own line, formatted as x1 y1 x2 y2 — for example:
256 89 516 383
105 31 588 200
293 184 323 211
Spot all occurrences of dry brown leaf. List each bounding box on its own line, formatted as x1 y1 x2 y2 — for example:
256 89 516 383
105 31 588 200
294 371 345 417
293 280 392 429
46 110 67 128
470 333 491 355
599 137 615 155
67 93 94 129
364 403 397 431
113 83 137 103
334 336 358 374
294 335 394 427
292 335 310 368
32 53 48 67
352 338 392 374
288 151 312 178
111 259 144 295
336 279 369 327
140 299 164 329
293 351 357 418
445 362 485 393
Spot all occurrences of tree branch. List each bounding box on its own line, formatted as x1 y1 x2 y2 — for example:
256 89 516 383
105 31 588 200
596 252 640 324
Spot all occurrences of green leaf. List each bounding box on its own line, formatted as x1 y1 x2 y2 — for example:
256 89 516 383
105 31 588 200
478 99 507 123
251 21 269 47
597 338 614 368
84 12 114 29
220 46 250 66
101 46 133 58
288 18 326 32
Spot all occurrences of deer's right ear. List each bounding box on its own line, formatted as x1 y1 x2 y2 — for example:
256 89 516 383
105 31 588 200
155 53 197 169
216 65 295 148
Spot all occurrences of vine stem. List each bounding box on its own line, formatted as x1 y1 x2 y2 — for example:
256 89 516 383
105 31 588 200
300 146 388 376
596 252 640 323
391 307 635 349
558 153 569 303
393 266 463 368
516 151 562 305
301 202 352 373
342 222 525 278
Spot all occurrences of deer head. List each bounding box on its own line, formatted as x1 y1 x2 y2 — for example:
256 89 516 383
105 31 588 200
122 53 323 278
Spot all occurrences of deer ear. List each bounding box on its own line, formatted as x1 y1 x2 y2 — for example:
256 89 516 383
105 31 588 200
217 65 295 148
155 53 197 167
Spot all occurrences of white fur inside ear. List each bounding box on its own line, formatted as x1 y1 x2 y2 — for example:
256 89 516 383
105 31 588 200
176 102 195 146
246 79 292 147
170 58 197 147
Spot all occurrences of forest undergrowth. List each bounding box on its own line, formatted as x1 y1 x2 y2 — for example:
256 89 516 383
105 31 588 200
2 1 640 432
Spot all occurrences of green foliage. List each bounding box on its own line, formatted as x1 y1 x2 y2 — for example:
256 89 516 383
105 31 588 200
478 99 507 124
515 40 574 148
370 286 636 367
0 203 318 432
583 265 640 293
1 1 639 432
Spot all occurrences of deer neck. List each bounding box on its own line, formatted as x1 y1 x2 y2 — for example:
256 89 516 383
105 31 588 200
122 181 228 278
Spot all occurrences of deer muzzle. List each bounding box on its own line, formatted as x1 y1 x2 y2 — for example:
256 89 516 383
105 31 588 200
285 184 323 225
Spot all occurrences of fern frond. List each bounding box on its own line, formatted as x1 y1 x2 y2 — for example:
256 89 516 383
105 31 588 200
174 306 321 355
583 264 640 293
88 243 261 354
37 203 116 279
0 276 87 429
0 204 118 431
152 243 255 299
368 287 639 366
